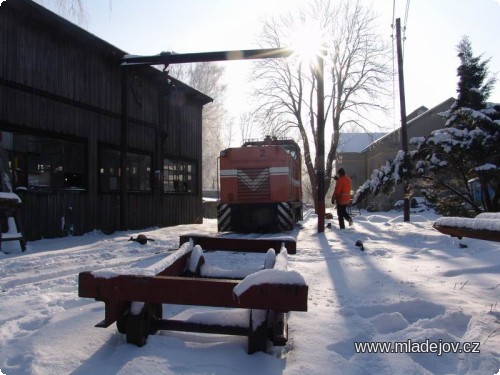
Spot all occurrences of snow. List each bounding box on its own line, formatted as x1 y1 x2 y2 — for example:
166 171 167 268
475 163 498 171
233 269 306 298
1 210 499 375
435 216 500 231
202 197 219 202
0 192 21 202
264 248 276 269
171 307 249 328
477 212 500 220
337 133 386 153
188 244 204 273
91 239 194 278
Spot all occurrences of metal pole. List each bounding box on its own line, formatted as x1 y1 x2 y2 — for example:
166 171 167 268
121 48 294 66
120 68 128 231
316 54 325 233
396 18 410 222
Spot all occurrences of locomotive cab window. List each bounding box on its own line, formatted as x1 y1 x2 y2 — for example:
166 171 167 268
163 159 196 193
283 144 300 159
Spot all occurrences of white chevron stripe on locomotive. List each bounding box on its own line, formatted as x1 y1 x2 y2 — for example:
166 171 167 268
220 167 291 192
238 169 269 191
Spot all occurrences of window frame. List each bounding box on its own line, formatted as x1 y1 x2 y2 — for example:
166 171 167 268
1 130 87 192
98 144 153 193
162 157 197 194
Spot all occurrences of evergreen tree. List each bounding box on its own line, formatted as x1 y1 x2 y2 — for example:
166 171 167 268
354 36 499 215
413 36 499 214
453 36 496 110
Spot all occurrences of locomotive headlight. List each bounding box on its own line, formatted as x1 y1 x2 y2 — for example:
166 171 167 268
220 150 227 157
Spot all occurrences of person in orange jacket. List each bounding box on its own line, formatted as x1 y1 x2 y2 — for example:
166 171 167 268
331 168 353 229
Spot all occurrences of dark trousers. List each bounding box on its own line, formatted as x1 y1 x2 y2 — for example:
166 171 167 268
336 204 352 229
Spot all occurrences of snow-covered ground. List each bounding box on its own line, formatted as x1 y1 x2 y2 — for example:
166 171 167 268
0 209 499 375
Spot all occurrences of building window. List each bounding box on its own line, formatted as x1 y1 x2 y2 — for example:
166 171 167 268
99 147 152 192
128 152 151 191
1 132 85 190
163 159 196 193
99 148 120 191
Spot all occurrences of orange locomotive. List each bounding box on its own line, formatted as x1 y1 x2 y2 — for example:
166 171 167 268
217 137 302 232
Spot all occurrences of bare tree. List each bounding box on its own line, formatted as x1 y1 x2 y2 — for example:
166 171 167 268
252 0 391 211
35 0 87 24
35 0 112 25
238 111 263 143
169 62 231 190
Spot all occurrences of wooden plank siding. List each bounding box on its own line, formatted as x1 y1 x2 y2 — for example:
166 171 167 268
0 0 211 241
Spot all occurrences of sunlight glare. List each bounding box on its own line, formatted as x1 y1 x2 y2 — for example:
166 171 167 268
290 21 324 64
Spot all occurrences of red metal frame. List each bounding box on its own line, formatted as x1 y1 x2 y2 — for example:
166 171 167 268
78 236 308 352
79 272 307 321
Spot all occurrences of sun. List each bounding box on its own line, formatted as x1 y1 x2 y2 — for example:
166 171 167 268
290 21 325 65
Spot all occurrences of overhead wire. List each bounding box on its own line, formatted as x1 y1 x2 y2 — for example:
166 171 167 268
402 0 411 56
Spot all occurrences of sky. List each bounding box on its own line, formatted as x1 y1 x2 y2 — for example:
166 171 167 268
38 0 500 140
1 207 499 374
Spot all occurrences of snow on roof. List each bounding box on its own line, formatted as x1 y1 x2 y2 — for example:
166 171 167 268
337 133 386 153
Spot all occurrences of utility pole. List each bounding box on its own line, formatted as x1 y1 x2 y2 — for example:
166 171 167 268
396 18 410 222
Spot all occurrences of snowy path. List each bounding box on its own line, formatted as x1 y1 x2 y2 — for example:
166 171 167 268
288 213 499 375
0 212 499 375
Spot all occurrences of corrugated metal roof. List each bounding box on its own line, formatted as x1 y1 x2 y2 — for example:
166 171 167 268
360 97 456 152
337 133 387 153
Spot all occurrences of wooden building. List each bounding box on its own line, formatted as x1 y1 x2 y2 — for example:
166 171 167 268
0 0 212 241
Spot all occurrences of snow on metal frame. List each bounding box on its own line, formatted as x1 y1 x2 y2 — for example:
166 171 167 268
233 244 306 298
91 239 194 279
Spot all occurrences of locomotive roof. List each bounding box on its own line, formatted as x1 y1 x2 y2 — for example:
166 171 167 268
242 137 299 149
240 138 301 158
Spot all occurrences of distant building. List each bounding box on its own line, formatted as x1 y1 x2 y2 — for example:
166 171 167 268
0 0 212 240
335 132 386 195
335 97 456 211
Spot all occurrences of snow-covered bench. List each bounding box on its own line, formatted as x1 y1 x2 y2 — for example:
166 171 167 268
78 238 308 353
433 213 500 242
